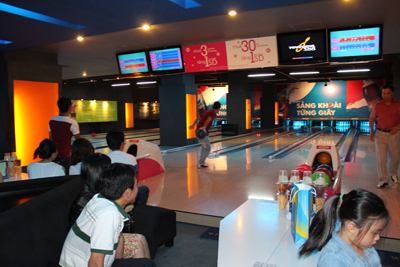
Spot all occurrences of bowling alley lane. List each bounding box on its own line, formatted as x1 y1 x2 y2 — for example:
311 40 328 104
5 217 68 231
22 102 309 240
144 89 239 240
143 127 344 218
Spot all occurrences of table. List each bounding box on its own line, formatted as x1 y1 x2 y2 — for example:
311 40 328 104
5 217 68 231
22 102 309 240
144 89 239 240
218 199 319 267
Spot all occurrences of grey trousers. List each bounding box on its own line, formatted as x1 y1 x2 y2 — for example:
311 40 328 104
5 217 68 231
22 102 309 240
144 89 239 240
375 130 400 182
197 136 211 165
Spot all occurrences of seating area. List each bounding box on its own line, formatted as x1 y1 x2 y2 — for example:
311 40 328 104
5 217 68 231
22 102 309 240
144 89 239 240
0 175 176 266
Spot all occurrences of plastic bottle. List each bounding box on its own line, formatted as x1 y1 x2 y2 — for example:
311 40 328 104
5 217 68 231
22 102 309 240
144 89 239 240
11 152 20 176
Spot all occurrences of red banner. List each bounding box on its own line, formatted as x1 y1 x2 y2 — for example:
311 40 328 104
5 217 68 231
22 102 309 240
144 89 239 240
182 42 228 73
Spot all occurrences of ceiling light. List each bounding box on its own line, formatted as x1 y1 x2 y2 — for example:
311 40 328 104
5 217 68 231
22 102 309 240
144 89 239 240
228 10 237 16
137 81 157 85
337 69 370 73
77 36 84 41
142 24 150 30
82 72 87 76
289 71 320 75
248 73 275 77
111 83 130 87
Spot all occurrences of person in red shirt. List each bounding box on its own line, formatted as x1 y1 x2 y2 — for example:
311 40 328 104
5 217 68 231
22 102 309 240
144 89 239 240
369 85 400 188
49 97 81 174
191 101 221 168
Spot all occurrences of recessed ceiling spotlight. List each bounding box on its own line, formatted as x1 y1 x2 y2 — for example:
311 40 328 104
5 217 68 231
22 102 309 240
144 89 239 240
77 36 84 41
142 24 150 30
228 10 237 16
83 72 87 76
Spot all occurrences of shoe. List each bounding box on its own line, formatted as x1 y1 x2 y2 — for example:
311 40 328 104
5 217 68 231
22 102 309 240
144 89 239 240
376 180 388 189
198 164 208 168
391 175 399 183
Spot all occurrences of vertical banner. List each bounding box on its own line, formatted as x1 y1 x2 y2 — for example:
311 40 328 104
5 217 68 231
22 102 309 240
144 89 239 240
246 99 251 129
182 42 228 73
226 36 278 70
125 103 134 128
186 94 197 139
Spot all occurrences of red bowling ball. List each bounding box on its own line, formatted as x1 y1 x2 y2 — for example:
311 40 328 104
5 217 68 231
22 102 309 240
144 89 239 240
298 164 313 173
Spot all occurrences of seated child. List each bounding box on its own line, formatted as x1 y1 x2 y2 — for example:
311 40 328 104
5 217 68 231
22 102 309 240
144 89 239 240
299 189 390 267
69 138 95 175
27 138 65 179
61 163 152 267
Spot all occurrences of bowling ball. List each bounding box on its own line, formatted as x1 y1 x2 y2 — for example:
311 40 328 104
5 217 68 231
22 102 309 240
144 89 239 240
195 128 207 139
312 172 331 187
91 133 96 137
315 168 332 181
316 164 334 178
325 187 336 200
317 152 331 165
298 163 313 173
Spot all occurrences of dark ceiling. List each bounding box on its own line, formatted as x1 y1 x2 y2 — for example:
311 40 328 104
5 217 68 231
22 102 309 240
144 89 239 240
1 0 400 81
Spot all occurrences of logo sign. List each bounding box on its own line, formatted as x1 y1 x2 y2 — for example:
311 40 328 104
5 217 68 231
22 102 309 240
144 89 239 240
316 146 331 149
182 42 228 73
226 36 278 70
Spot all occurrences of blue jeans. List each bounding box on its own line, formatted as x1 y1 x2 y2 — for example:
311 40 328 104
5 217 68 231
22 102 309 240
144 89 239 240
197 136 211 165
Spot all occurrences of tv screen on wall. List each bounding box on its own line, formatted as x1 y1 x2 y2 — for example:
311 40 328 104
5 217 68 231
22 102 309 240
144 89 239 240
148 46 185 74
277 29 327 65
328 25 383 62
116 51 150 77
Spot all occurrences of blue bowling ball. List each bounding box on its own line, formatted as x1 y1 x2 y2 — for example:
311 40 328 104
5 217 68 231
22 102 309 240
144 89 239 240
196 128 207 139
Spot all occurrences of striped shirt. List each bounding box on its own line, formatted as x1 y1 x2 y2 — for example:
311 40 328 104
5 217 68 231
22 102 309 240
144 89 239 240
59 194 128 267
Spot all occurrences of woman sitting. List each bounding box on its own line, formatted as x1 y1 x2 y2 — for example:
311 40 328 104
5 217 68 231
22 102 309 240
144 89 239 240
69 154 151 259
27 139 65 179
69 138 94 175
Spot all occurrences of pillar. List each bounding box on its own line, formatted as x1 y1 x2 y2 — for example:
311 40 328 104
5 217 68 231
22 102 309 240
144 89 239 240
159 73 197 146
227 71 251 134
260 82 277 128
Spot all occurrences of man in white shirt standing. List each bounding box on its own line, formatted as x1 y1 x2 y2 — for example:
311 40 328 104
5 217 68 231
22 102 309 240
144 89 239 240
106 129 149 206
49 97 80 174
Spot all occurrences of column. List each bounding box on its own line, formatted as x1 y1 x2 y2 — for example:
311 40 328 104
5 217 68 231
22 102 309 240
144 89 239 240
159 73 197 146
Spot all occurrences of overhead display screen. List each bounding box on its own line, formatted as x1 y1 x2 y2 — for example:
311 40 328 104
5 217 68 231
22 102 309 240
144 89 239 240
73 100 118 123
329 26 382 59
277 30 327 65
183 42 228 73
149 47 184 72
117 51 149 74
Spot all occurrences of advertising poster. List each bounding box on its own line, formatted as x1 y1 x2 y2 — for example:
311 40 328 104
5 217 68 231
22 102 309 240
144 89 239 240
182 42 228 73
135 102 159 120
276 79 385 119
197 85 228 120
226 36 278 70
73 100 118 123
249 84 262 118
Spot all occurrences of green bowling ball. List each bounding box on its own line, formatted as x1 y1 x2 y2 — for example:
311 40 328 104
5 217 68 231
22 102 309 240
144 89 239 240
312 171 331 187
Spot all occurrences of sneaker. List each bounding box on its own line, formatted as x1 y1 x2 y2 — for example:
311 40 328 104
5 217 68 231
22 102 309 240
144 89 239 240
198 164 208 168
376 180 388 189
391 175 399 183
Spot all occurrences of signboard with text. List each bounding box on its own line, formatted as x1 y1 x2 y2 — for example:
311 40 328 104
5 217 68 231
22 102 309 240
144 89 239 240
276 79 385 119
183 42 228 73
226 36 278 70
73 100 118 123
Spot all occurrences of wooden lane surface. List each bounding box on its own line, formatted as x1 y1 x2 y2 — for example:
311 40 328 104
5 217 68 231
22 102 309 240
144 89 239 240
342 133 400 239
143 129 343 217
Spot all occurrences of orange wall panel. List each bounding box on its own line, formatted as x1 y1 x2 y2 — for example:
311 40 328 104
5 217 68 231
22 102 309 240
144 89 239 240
14 80 59 166
125 103 134 128
186 94 197 139
246 99 251 129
